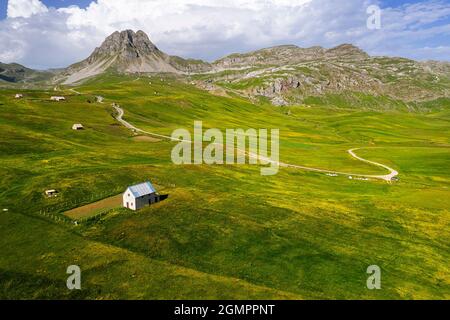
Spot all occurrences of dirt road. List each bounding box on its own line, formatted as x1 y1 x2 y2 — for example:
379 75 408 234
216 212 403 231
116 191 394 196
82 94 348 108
114 104 399 182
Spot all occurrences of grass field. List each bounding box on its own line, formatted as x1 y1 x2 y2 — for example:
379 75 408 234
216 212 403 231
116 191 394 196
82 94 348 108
0 74 449 299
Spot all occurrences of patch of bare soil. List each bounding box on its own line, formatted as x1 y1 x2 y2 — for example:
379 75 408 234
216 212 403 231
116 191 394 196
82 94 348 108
65 194 122 219
132 135 162 142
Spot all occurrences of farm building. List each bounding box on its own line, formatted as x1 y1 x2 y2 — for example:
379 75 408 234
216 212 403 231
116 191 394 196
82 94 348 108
45 189 59 197
72 123 84 130
326 173 338 177
123 181 160 211
50 96 66 101
15 94 23 99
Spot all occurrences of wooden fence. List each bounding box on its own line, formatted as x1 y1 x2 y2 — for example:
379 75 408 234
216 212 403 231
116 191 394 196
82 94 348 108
37 187 124 225
36 179 175 226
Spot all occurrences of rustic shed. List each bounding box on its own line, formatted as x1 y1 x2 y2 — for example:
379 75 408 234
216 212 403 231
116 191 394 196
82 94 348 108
72 124 84 130
50 96 66 101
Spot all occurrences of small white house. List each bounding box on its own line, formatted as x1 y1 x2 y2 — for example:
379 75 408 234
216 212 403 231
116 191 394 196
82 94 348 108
72 123 84 130
123 181 159 211
50 96 66 101
45 189 59 197
15 94 23 99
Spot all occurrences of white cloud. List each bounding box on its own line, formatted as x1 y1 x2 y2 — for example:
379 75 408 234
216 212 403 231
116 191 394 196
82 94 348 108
7 0 48 18
0 0 449 69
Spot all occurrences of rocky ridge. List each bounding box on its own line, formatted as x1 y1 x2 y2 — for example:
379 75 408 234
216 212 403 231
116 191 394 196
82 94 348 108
3 29 449 108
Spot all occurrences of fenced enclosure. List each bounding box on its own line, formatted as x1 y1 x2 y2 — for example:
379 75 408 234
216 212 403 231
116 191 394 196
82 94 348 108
36 178 174 226
38 187 125 225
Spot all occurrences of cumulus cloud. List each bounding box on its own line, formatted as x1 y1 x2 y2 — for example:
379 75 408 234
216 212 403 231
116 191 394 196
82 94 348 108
7 0 48 18
0 0 449 69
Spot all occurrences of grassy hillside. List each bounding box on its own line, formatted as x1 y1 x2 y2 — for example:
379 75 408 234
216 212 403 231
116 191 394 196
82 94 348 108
0 74 449 299
0 62 54 84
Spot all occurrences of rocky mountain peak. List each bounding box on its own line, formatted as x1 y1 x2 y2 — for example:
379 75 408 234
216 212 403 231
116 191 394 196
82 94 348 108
61 29 212 84
90 29 159 61
325 44 368 59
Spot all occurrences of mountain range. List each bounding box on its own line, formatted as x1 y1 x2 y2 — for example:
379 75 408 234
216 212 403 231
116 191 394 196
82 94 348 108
2 29 449 107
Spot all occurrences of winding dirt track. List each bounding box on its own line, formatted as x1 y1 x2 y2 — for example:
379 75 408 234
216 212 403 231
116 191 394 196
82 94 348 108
114 105 399 182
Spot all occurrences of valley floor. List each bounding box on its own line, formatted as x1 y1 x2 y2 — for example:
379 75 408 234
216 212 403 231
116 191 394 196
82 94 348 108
114 104 399 181
0 75 449 299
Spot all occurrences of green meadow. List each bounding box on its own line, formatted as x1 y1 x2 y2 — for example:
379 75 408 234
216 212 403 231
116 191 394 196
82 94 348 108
0 74 449 299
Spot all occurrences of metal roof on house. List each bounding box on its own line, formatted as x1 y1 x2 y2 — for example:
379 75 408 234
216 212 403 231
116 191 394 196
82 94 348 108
127 181 156 198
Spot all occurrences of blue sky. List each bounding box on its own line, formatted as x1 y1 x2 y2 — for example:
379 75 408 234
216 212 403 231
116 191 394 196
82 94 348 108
0 0 449 69
0 1 91 19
